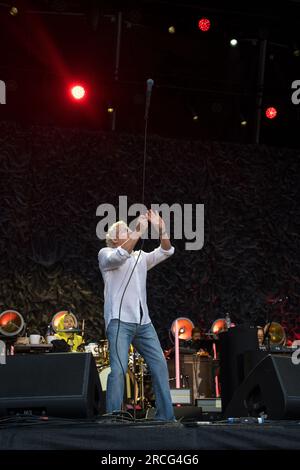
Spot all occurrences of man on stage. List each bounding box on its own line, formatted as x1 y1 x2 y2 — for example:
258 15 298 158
98 209 175 421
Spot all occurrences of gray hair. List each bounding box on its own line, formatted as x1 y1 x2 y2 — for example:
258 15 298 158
106 221 129 247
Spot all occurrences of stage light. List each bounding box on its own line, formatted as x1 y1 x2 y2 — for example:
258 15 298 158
198 18 211 32
168 26 176 34
241 120 247 126
171 317 195 340
107 107 114 113
70 85 86 101
10 6 18 16
230 39 238 47
192 114 199 121
265 106 277 119
293 48 300 57
0 310 25 336
51 311 78 333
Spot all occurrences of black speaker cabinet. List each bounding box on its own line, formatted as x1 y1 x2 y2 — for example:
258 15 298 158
147 405 203 422
219 324 258 413
224 354 300 420
0 353 104 418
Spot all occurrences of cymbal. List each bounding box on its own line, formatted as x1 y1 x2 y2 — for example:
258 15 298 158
56 328 82 333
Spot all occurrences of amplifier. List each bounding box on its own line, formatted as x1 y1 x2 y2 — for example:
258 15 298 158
195 398 222 412
170 388 192 405
167 355 214 403
259 346 297 354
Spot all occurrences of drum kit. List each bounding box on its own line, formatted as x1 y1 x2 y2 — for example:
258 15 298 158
84 340 151 407
127 347 151 408
84 340 110 391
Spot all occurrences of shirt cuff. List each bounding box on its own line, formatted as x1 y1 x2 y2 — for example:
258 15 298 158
117 246 131 258
159 245 175 255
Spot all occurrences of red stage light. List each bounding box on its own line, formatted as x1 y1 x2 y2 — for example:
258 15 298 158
70 85 86 101
198 18 211 32
265 106 277 119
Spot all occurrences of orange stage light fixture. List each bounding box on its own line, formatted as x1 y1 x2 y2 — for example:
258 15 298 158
0 310 25 336
171 317 195 340
51 311 78 332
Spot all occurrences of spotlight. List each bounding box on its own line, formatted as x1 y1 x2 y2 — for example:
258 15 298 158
265 106 277 120
9 6 18 16
230 39 238 47
0 310 25 336
293 48 300 57
107 107 114 113
168 26 176 34
241 120 247 126
198 18 211 32
171 317 195 340
193 114 199 121
70 84 86 101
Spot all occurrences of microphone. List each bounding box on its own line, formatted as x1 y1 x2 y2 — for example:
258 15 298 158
144 78 154 120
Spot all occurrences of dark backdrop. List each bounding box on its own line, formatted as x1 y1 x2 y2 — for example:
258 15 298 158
0 121 299 347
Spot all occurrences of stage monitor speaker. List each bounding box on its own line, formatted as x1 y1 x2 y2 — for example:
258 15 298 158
146 405 203 422
0 352 104 418
170 388 192 405
173 405 203 422
224 354 300 420
219 324 258 413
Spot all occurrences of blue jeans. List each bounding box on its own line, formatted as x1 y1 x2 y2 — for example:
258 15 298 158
106 319 175 421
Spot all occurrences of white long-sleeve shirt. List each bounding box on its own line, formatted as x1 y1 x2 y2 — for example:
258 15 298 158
98 245 175 329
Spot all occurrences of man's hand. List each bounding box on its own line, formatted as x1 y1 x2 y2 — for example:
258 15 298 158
135 214 149 237
148 209 166 235
118 215 148 253
148 209 171 250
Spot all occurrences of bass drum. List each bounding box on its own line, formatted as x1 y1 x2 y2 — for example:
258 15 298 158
98 366 111 391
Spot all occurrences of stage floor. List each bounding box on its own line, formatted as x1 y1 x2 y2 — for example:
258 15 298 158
1 415 300 451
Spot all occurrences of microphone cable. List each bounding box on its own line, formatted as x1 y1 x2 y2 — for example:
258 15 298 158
113 79 154 419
